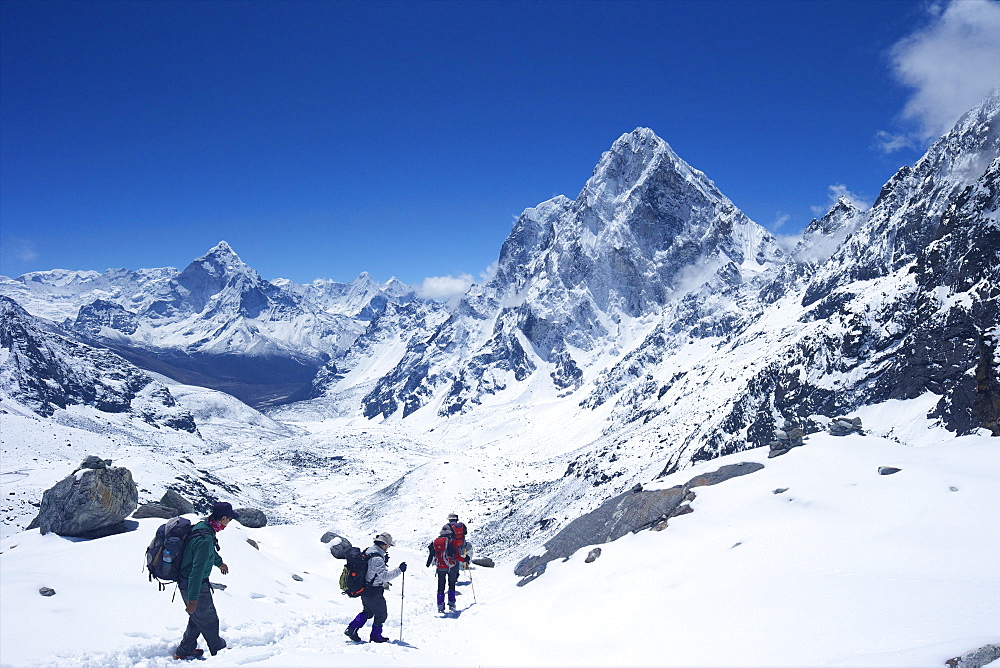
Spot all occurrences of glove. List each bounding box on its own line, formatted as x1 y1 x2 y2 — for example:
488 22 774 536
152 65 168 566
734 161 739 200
399 562 407 573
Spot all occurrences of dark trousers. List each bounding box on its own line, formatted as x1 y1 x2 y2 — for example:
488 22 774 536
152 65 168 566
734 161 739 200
436 566 458 595
176 578 226 656
360 586 388 626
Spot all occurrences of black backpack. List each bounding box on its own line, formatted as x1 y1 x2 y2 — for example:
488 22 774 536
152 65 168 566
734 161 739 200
339 546 376 597
145 517 212 590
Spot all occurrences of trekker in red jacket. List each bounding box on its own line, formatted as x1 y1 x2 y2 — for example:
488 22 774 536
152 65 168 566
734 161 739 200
426 525 459 612
446 513 469 563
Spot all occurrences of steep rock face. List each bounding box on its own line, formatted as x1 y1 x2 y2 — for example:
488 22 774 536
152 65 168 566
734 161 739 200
309 297 450 405
803 91 1000 307
793 197 868 265
0 297 197 431
363 129 786 419
74 299 139 336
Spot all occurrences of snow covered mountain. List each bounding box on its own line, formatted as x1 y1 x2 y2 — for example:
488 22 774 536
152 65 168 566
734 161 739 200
346 94 997 460
0 296 197 432
359 128 787 420
0 242 423 407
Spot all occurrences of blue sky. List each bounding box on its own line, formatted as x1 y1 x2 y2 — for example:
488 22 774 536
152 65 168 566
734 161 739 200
3 0 999 295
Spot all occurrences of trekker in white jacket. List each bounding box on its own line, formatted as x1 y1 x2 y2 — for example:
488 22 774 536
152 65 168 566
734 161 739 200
343 532 406 643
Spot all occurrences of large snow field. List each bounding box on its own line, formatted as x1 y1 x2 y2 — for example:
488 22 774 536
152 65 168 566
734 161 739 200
2 428 998 666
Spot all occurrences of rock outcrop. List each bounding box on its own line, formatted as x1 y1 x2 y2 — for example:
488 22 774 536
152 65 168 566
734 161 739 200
235 507 267 528
515 461 763 582
28 456 139 537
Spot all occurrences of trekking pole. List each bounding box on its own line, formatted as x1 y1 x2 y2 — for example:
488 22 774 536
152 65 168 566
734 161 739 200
465 561 477 604
399 571 405 643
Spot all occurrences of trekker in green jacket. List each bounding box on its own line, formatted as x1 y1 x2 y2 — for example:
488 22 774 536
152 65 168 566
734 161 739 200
172 502 238 661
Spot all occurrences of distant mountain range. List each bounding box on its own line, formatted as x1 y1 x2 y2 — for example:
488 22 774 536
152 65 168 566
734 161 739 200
2 90 997 483
1 242 425 407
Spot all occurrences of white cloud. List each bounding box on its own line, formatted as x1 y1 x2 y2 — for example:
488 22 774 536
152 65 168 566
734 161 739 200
875 130 916 154
888 0 1000 143
0 236 39 270
479 261 499 284
416 273 474 301
770 213 791 232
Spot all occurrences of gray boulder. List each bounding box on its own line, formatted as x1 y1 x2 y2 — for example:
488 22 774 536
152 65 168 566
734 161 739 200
829 416 863 436
585 547 602 563
132 503 178 519
235 508 267 528
768 425 805 458
79 455 110 470
160 490 195 515
27 457 138 537
947 643 1000 668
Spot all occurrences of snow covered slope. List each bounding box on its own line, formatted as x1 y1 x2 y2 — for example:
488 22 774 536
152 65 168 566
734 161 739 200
1 425 997 666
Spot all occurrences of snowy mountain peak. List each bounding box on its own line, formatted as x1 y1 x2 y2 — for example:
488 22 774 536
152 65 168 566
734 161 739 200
188 240 255 279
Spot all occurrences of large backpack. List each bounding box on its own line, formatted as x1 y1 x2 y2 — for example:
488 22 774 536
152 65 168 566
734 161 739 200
145 516 212 590
449 522 468 560
430 536 456 570
339 546 376 598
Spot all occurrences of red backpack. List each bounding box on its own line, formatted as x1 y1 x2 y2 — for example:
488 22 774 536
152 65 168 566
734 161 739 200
430 536 456 570
449 522 468 560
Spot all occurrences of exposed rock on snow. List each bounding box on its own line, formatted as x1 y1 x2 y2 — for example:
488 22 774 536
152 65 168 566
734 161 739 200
132 503 177 519
973 328 1000 435
27 457 139 537
829 417 864 436
132 491 198 521
515 461 763 581
768 426 805 458
235 507 267 528
160 489 196 515
946 643 1000 668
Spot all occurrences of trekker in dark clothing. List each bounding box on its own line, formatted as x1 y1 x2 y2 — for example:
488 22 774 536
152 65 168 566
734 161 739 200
173 502 238 661
344 532 407 643
426 524 459 612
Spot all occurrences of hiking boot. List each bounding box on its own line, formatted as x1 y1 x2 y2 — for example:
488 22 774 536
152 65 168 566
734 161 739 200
173 648 204 660
345 612 367 642
370 625 389 643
